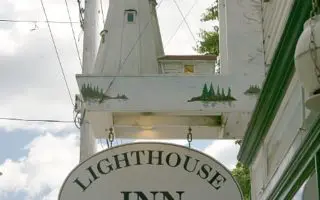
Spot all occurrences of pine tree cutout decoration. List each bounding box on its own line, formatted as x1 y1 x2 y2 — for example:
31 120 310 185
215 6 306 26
188 82 236 102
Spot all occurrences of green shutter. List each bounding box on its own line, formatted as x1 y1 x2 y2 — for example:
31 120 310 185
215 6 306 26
127 13 134 22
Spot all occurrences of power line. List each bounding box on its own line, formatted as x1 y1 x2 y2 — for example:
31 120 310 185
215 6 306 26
100 0 165 99
118 0 165 70
172 0 197 44
0 117 73 123
0 19 80 24
165 0 198 47
63 0 83 69
39 0 74 106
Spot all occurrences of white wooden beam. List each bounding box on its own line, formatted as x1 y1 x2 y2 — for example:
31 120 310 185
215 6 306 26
79 0 102 162
113 115 221 127
109 125 223 140
77 74 262 113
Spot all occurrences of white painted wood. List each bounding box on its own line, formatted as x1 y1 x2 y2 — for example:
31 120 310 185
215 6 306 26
220 0 265 80
258 126 308 200
251 145 268 200
159 60 215 74
266 82 303 175
248 1 320 197
76 73 258 139
303 173 319 200
112 125 223 139
221 112 252 139
262 0 295 65
149 0 164 57
218 0 228 74
59 143 244 200
264 73 300 150
249 72 315 199
79 0 101 162
77 0 265 142
113 115 219 126
79 121 97 162
85 111 249 139
93 0 161 75
160 63 182 74
76 74 261 113
82 0 102 74
196 63 215 73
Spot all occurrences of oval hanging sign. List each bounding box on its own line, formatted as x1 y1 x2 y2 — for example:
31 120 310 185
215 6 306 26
59 143 243 200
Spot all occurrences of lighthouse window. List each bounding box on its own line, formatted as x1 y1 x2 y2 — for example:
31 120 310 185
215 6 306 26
184 65 194 73
127 12 135 23
125 9 137 23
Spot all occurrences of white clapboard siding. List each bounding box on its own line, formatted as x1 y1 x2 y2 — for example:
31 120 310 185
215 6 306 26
161 63 183 74
263 0 295 64
196 63 215 74
160 61 215 74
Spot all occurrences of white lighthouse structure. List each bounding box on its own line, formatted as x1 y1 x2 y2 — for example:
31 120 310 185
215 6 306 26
94 0 164 75
76 0 265 162
58 0 320 199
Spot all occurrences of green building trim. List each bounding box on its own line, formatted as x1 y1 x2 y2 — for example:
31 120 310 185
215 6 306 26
236 0 319 198
268 114 320 199
237 0 312 166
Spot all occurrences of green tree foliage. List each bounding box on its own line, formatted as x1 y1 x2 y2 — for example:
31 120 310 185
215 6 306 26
232 162 251 200
196 31 219 55
195 2 219 55
200 3 219 22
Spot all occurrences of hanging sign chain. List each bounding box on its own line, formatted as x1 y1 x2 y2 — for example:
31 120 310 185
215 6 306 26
108 128 115 148
187 127 193 149
310 0 320 85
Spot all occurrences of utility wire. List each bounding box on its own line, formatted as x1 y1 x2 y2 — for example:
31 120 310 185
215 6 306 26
40 0 74 106
63 0 83 68
121 0 164 68
100 0 165 99
0 19 79 24
0 117 73 123
165 0 198 47
172 0 197 44
120 0 165 68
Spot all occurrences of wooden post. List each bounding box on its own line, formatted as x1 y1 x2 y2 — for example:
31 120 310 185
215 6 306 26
82 0 101 74
80 0 102 162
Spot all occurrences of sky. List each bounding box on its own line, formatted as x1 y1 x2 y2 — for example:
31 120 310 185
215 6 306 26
0 0 304 199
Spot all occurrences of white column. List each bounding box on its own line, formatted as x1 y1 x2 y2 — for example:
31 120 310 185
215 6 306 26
80 121 97 162
79 0 102 162
220 0 265 81
82 0 102 74
218 0 228 75
93 0 160 75
149 0 164 58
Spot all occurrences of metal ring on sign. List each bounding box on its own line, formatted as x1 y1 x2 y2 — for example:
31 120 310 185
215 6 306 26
108 128 114 147
187 127 193 149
